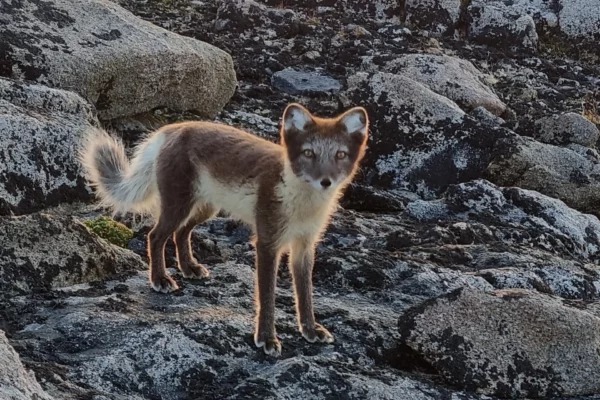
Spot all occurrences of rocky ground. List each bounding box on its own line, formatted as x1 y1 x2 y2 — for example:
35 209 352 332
2 0 600 399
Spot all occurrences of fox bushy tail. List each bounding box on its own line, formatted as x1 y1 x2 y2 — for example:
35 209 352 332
79 128 165 215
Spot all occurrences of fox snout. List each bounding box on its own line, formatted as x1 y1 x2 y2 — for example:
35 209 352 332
300 159 347 191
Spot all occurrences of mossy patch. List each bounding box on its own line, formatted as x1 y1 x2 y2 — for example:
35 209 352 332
84 216 133 248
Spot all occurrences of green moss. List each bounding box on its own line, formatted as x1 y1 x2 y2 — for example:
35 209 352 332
84 216 133 248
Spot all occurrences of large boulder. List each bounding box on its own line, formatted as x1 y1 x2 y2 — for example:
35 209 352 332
0 331 53 400
487 135 600 217
383 54 506 116
0 213 145 297
0 0 236 120
345 72 511 197
398 288 600 397
0 78 95 215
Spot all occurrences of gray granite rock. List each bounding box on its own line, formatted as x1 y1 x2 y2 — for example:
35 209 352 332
0 0 236 120
487 135 600 217
535 112 600 147
0 78 96 215
398 288 600 397
384 54 506 115
345 72 512 197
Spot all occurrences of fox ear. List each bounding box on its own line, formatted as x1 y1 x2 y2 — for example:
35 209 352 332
340 107 368 139
283 103 313 133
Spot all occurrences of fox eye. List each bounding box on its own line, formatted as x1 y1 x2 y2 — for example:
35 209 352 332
303 149 314 158
336 150 347 160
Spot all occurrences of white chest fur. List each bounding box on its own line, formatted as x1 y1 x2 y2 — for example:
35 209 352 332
275 174 338 248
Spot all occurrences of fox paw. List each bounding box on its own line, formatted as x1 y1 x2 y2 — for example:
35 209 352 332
301 323 334 344
150 276 179 293
254 331 282 357
180 262 210 280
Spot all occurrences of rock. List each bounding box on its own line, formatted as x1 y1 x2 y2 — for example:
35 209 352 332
259 0 402 22
397 179 600 301
340 183 406 212
467 1 539 51
534 112 600 147
4 257 486 400
469 106 506 127
487 135 600 217
0 330 53 400
403 0 462 35
383 54 506 115
345 72 512 197
0 213 145 297
0 78 96 215
271 68 342 96
398 288 600 397
403 179 600 262
494 0 559 32
0 0 236 120
2 193 600 398
214 0 298 36
559 0 600 40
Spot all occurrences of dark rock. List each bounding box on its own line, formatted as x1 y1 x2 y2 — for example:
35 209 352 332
467 1 539 51
404 0 461 35
345 72 512 197
340 183 406 212
271 68 342 96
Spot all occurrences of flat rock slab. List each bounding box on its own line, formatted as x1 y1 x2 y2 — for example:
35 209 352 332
271 68 342 95
403 179 600 262
0 213 145 297
0 78 96 215
0 0 236 120
398 288 600 397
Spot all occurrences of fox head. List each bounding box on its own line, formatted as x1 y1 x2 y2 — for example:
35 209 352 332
280 103 369 191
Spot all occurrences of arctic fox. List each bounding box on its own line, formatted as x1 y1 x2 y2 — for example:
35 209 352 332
79 103 369 356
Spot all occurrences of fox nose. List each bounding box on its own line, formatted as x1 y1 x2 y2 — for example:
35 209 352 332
320 178 332 188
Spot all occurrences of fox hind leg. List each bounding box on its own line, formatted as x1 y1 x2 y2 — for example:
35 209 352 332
174 205 216 279
148 205 191 293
